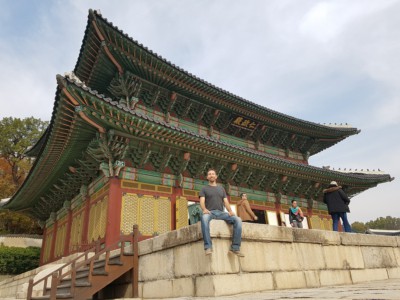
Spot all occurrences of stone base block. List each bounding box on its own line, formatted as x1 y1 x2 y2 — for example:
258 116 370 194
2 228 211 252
240 241 301 272
323 245 364 269
196 272 273 297
174 239 239 277
139 248 174 281
361 247 398 269
295 243 325 270
341 232 397 247
293 228 340 245
320 270 352 286
142 277 194 298
350 268 388 283
210 220 293 242
387 267 400 279
274 271 306 289
304 270 321 288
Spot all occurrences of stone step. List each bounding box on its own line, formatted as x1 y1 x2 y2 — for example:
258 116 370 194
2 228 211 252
31 293 72 300
92 269 108 276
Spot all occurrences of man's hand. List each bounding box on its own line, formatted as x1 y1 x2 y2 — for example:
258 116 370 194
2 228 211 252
253 216 258 221
228 211 235 216
203 209 210 214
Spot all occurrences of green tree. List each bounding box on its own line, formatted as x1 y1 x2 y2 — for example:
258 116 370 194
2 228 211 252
0 210 42 234
0 117 48 186
365 216 400 230
0 117 48 235
351 221 367 233
0 246 41 275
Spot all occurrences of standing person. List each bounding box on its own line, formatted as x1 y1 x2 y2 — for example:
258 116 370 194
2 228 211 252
237 193 258 222
323 181 352 232
289 200 304 228
200 169 244 257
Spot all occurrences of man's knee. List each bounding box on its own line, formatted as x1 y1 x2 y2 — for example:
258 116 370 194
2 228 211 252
201 213 212 222
233 216 242 225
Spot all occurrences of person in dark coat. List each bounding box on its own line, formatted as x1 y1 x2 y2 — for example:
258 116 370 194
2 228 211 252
323 181 352 232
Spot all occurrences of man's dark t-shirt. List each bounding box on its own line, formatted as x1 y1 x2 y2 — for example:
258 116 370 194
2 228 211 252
199 185 227 211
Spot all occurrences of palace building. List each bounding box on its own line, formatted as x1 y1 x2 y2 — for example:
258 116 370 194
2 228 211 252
2 10 393 265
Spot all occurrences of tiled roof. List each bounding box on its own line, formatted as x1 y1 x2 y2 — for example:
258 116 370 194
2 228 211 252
74 10 359 140
63 74 392 183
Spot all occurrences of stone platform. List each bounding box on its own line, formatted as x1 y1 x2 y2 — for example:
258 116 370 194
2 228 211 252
133 221 400 299
1 221 400 299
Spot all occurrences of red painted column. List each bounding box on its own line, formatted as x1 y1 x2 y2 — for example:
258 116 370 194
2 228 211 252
50 219 58 262
39 226 47 266
171 186 183 230
81 196 91 249
105 177 123 246
63 208 73 256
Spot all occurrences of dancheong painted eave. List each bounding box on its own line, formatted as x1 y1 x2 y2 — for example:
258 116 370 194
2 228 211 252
72 9 359 156
2 74 393 220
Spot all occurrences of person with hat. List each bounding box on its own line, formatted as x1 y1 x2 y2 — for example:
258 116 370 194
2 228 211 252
323 181 352 232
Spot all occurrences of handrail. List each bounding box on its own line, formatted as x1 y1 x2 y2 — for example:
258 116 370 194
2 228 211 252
27 225 139 300
27 243 98 300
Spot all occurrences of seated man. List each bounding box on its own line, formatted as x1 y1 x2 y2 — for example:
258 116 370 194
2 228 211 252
200 169 244 257
237 193 259 222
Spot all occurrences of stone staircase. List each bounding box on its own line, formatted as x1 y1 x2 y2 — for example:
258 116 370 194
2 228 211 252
27 226 139 300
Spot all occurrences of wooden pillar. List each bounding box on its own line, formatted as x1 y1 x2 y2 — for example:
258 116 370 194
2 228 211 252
81 196 91 248
50 219 58 262
105 177 122 246
39 226 47 266
171 186 183 230
63 208 73 256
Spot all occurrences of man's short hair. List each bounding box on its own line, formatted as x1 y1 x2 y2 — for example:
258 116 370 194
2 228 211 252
291 200 297 204
240 193 246 197
207 168 217 175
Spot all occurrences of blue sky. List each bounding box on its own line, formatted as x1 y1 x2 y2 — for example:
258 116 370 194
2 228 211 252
0 0 399 222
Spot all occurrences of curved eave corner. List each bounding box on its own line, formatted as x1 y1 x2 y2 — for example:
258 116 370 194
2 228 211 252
25 127 50 157
2 82 64 213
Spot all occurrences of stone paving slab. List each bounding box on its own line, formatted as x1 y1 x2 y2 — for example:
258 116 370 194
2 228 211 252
146 279 400 300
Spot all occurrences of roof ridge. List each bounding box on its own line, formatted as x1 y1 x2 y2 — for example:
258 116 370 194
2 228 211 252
78 9 359 136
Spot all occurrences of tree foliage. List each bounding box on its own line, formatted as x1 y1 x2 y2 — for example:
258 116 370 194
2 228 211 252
0 210 42 234
0 117 48 235
365 216 400 230
352 216 400 232
0 117 48 186
0 246 41 275
350 221 367 233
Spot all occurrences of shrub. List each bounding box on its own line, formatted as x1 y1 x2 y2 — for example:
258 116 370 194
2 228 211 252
0 246 41 275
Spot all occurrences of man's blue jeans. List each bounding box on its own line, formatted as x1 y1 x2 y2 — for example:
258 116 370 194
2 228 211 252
201 210 242 251
331 212 352 232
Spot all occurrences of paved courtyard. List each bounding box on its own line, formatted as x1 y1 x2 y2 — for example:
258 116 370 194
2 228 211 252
164 279 400 300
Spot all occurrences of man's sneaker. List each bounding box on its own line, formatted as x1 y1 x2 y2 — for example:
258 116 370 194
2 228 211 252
229 249 245 257
205 248 213 255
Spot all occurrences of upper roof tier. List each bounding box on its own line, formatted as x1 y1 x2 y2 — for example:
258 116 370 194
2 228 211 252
72 10 360 156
